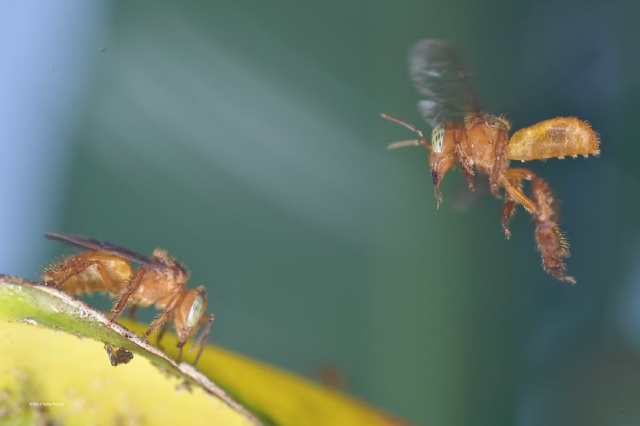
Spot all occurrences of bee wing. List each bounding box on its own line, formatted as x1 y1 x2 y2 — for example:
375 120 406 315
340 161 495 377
409 39 480 128
45 232 162 270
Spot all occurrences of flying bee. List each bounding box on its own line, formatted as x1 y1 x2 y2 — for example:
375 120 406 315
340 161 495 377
382 39 600 283
41 232 214 364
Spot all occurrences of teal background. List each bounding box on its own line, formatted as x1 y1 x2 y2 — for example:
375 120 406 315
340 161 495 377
2 0 639 424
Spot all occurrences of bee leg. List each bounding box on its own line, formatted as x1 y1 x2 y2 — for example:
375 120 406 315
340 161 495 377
41 257 86 288
42 256 117 292
128 304 138 321
490 131 510 198
432 170 443 208
155 320 169 351
501 199 517 239
431 152 457 208
500 178 522 239
109 267 147 327
189 314 215 366
176 344 183 363
455 143 475 191
500 177 536 213
503 168 536 180
91 261 119 293
503 169 575 283
143 294 181 339
460 154 475 190
531 176 576 284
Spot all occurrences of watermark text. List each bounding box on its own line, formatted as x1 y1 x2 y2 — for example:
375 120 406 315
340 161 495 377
29 401 64 407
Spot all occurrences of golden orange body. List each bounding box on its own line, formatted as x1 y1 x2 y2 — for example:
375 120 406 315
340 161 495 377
42 249 189 311
384 112 600 284
507 117 600 161
460 114 511 173
383 38 602 283
42 232 214 364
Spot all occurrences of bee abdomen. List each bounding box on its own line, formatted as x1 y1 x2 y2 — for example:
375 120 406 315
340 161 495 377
507 117 600 161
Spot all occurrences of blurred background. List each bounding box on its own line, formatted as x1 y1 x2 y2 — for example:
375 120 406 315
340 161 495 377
1 0 638 424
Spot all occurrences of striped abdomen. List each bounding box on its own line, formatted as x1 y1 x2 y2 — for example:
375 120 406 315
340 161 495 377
507 117 600 161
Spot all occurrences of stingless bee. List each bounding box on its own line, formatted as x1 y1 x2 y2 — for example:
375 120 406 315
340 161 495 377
382 39 600 283
41 232 214 364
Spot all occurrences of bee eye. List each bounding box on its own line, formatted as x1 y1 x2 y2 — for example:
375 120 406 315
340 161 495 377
186 294 205 327
431 124 445 153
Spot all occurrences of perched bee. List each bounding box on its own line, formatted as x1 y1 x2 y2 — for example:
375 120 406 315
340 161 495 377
383 39 600 283
41 232 214 364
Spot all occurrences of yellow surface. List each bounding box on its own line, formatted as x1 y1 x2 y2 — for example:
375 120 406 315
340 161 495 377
197 345 403 426
0 320 251 426
123 318 404 426
0 278 405 426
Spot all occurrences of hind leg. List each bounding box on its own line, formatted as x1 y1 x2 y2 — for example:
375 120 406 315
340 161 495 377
531 176 575 284
42 254 119 293
501 169 575 283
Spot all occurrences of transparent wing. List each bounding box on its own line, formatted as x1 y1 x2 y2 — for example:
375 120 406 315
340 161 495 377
409 39 480 128
45 232 162 270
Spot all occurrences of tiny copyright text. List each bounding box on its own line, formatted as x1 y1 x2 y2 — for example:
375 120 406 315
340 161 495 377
29 401 64 407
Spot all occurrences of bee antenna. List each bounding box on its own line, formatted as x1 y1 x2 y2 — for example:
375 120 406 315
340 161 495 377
188 314 215 365
381 113 429 148
387 139 422 150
